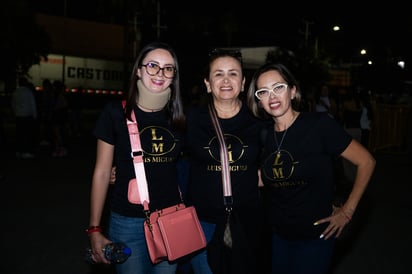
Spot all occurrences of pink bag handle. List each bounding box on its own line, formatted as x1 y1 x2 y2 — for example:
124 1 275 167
124 101 150 211
208 103 233 209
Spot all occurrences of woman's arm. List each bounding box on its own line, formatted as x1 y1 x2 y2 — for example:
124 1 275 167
315 139 376 239
340 139 376 218
88 139 115 263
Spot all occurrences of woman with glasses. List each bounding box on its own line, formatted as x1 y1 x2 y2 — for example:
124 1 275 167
184 48 268 273
246 63 376 274
87 41 185 274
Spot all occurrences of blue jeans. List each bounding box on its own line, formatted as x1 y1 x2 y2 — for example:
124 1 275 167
109 211 177 274
190 221 216 274
271 232 335 274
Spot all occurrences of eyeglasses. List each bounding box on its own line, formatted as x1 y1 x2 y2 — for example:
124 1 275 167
140 62 176 79
255 83 288 100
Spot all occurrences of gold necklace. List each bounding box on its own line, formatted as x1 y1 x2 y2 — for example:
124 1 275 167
274 127 288 157
274 113 298 156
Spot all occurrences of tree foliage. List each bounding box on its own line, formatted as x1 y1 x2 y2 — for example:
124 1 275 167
0 0 51 91
266 46 331 94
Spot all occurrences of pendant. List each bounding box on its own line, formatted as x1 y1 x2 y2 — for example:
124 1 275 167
274 127 288 159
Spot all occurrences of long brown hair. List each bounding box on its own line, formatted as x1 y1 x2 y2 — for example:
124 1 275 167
124 41 186 131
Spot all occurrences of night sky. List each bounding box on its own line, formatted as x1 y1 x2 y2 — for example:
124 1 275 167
30 0 412 63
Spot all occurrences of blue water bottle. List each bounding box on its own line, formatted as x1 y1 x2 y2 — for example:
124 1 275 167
85 242 132 264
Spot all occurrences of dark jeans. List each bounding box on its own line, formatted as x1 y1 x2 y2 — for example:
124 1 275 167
271 232 335 274
15 116 36 154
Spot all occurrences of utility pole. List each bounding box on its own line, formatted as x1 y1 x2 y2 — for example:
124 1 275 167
62 0 67 85
153 0 167 39
132 11 141 59
302 19 313 48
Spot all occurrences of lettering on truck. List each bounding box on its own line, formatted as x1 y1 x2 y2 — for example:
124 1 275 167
67 67 123 82
28 54 126 91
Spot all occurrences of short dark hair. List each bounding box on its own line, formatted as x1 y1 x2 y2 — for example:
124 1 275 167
204 48 243 79
208 48 243 66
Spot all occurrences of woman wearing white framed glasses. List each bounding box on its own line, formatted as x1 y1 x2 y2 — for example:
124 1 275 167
246 63 375 274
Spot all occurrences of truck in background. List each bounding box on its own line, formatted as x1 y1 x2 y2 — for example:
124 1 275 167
27 54 128 110
28 54 127 96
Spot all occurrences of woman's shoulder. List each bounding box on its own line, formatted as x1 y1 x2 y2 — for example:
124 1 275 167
300 111 329 120
101 99 124 112
186 104 208 120
95 99 125 122
298 111 340 129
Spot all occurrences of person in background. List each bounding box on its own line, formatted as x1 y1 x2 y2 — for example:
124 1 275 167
51 80 69 157
359 89 374 149
11 77 38 159
184 48 268 274
0 104 5 180
68 86 85 137
87 41 186 274
342 87 362 141
246 63 376 274
38 78 54 146
314 84 338 119
340 87 363 183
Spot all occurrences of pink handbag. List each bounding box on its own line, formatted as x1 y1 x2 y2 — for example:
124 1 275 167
144 203 206 263
125 104 206 263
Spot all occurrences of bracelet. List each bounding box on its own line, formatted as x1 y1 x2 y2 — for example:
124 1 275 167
86 226 103 235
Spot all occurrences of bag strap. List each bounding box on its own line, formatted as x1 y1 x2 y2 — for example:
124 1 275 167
208 103 233 211
123 101 150 211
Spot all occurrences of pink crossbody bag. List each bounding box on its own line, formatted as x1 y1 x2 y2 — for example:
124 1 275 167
124 102 206 263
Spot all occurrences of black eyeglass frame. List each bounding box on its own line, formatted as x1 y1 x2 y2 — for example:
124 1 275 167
140 62 176 79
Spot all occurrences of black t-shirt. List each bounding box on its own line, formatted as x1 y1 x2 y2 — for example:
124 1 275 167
184 102 267 224
260 111 352 240
93 100 182 217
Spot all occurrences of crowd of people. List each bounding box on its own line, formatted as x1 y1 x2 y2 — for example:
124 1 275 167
87 41 376 274
7 77 85 159
10 77 38 159
311 84 375 150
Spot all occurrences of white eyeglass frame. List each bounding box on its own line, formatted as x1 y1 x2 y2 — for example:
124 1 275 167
255 83 288 100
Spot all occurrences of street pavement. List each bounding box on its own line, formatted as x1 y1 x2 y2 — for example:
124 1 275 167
1 120 411 274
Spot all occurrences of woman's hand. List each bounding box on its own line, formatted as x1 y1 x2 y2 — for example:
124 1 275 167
313 205 352 240
109 166 116 184
89 232 112 264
